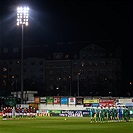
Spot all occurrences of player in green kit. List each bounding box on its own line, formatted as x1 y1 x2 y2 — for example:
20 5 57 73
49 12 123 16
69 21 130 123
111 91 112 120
106 106 111 122
104 106 109 122
123 106 126 122
127 107 130 121
114 106 118 121
95 106 100 123
99 106 104 123
125 107 130 122
111 106 115 122
90 106 95 123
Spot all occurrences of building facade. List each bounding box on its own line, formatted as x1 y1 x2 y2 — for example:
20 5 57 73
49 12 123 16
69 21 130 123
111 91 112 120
0 43 122 97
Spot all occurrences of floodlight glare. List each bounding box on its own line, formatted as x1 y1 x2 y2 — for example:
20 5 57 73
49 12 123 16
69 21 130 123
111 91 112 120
17 7 29 26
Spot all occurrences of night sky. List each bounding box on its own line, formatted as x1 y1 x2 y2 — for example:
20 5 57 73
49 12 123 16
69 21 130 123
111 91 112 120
0 0 133 88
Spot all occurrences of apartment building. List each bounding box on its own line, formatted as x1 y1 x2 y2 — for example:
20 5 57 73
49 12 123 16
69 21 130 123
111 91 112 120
0 43 122 97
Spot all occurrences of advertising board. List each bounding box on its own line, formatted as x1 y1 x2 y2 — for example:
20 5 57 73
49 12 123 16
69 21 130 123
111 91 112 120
54 97 60 104
118 99 133 103
76 98 84 105
61 97 68 105
46 97 54 104
68 97 76 105
100 99 115 106
34 97 40 103
84 99 99 104
40 97 46 103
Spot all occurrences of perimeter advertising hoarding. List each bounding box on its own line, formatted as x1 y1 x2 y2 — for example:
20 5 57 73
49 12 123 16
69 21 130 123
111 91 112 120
84 103 99 107
61 97 68 105
100 99 115 106
59 110 90 117
54 97 60 104
40 97 46 103
76 97 84 105
48 110 61 114
68 97 76 105
125 103 133 107
34 97 40 103
115 102 126 106
83 99 99 107
61 110 83 117
83 99 99 104
118 99 133 103
46 97 54 104
116 102 133 107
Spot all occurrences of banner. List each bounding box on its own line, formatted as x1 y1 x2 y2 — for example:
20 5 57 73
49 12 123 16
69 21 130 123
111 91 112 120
100 99 115 103
54 97 60 104
46 97 54 104
61 97 68 105
40 97 46 103
48 110 61 114
68 97 76 105
84 103 91 107
84 99 99 104
125 103 133 107
118 99 133 103
60 110 89 117
61 110 83 117
34 97 40 103
76 98 84 105
115 102 126 106
82 111 90 117
100 99 115 106
100 102 114 106
84 103 99 107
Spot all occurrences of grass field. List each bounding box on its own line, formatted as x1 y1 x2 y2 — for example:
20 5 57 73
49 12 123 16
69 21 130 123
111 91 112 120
0 117 133 133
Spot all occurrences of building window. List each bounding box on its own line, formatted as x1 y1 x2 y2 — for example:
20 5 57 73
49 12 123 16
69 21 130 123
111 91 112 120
81 62 85 67
49 70 53 74
31 62 35 65
73 62 77 66
17 67 20 71
101 61 105 65
50 78 53 81
3 48 8 53
89 70 92 73
16 60 20 64
9 61 13 64
9 68 12 72
24 68 26 72
39 61 43 65
88 62 92 66
15 74 19 78
39 75 43 80
13 48 19 53
108 61 113 65
57 71 61 75
39 68 43 72
94 62 98 66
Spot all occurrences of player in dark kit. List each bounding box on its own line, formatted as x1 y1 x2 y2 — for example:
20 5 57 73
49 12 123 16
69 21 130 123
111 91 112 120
2 108 6 120
33 108 36 118
30 107 33 118
19 107 23 118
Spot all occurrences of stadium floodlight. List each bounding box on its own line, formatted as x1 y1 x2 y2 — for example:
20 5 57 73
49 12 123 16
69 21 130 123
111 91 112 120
17 7 29 26
17 6 29 104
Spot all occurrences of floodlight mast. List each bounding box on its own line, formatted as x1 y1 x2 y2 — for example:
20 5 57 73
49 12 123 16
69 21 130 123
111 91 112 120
17 7 29 104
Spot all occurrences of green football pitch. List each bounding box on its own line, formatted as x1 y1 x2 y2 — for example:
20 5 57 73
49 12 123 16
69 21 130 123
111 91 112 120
0 117 133 133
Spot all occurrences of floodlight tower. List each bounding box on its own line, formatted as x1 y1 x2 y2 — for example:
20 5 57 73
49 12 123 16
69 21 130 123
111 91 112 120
17 7 29 104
